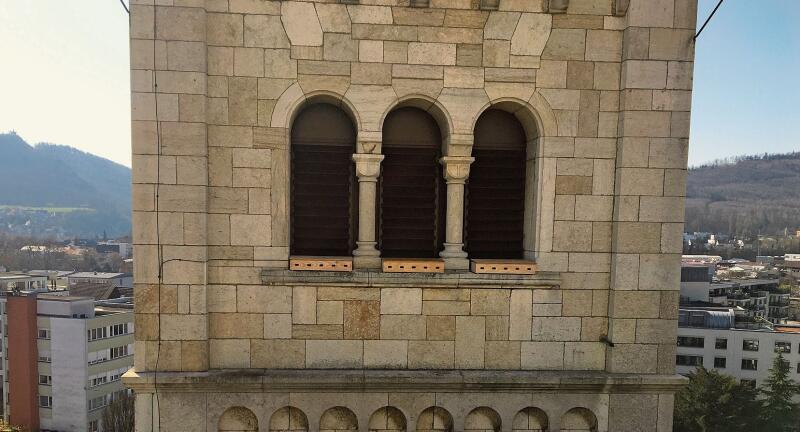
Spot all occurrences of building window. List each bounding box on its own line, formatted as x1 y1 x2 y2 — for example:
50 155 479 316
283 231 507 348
110 323 128 337
88 396 107 411
714 357 727 369
291 103 357 257
741 379 757 388
715 338 727 349
37 328 50 339
110 345 129 359
89 420 99 432
379 107 445 258
676 355 704 366
38 352 52 363
39 396 52 408
677 336 705 348
743 339 759 351
741 358 758 370
775 341 791 353
797 363 800 374
466 109 527 259
38 375 52 385
88 327 107 341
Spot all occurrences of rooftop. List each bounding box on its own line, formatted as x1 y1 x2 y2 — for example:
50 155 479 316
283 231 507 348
68 272 127 279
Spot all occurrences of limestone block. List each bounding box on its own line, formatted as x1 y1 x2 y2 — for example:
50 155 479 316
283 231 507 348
521 341 564 370
360 40 384 63
509 289 533 340
385 41 409 63
176 156 207 186
251 339 305 368
208 76 228 98
381 315 427 340
651 29 695 62
622 60 667 89
627 0 674 28
510 13 551 57
352 24 418 42
532 302 562 316
542 29 585 61
568 253 611 273
166 41 206 72
264 313 292 338
652 90 691 112
554 195 576 220
228 77 258 126
130 5 154 39
593 62 620 91
393 64 444 80
483 40 510 67
381 288 422 315
228 0 280 14
456 44 482 67
292 286 317 324
485 341 521 369
574 195 613 221
553 221 592 252
392 8 445 27
408 42 457 66
426 316 456 340
555 175 592 195
208 13 244 46
352 63 392 85
563 342 605 370
484 67 535 83
553 14 604 29
157 185 206 213
639 254 681 291
233 47 264 77
364 340 408 368
156 6 205 42
567 61 594 90
392 78 444 100
443 67 484 88
485 83 535 104
292 324 343 339
317 301 344 325
484 12 521 40
557 158 593 176
317 287 380 301
244 15 289 48
343 300 380 339
471 289 510 315
228 214 269 246
635 318 677 345
344 85 397 132
455 316 486 368
418 27 482 45
443 9 489 27
306 340 363 368
423 300 470 316
408 341 455 369
532 316 581 341
160 314 207 340
210 312 263 338
671 111 691 139
580 316 609 341
617 167 664 196
424 288 470 301
611 291 661 318
639 196 685 223
240 285 291 314
663 169 687 197
608 393 658 431
281 2 323 48
316 3 351 33
264 49 297 79
614 222 662 254
486 315 510 341
348 5 393 24
667 61 693 90
131 93 155 121
562 290 593 317
437 88 488 133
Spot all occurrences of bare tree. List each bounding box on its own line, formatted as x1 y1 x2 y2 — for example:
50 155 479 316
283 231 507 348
101 392 135 432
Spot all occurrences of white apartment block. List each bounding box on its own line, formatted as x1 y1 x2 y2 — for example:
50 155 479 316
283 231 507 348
677 306 800 387
0 293 133 432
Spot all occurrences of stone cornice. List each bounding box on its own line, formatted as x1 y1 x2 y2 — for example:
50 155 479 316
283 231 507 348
124 369 687 394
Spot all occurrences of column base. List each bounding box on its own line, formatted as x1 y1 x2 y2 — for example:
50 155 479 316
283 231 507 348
353 242 381 269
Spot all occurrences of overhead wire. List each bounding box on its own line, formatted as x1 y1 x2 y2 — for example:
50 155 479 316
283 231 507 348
695 0 724 40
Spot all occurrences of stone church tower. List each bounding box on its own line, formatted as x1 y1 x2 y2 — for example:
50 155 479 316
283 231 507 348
124 0 697 430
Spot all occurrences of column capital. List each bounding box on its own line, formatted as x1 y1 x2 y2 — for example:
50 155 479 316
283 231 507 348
352 153 384 180
439 156 474 183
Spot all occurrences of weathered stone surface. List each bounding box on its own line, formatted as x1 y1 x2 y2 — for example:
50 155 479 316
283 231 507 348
281 1 323 47
510 13 551 56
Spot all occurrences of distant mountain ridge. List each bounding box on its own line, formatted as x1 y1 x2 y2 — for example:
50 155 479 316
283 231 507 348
685 152 800 236
0 132 131 237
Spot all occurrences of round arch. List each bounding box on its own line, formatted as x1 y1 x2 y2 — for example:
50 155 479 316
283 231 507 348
270 406 309 432
560 407 598 432
272 84 362 134
380 95 455 146
512 407 549 432
320 406 359 431
219 406 259 432
368 406 407 431
464 407 501 431
416 406 453 432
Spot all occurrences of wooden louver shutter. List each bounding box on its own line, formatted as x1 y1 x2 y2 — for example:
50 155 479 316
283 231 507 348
379 107 446 258
466 109 527 259
290 103 356 257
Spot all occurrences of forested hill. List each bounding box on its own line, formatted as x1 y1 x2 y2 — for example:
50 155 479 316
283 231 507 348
685 152 800 236
0 132 131 238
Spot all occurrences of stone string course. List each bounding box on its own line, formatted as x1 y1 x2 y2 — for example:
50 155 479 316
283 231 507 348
127 0 697 430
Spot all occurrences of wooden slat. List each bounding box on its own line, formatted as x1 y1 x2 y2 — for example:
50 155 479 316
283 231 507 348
383 258 445 273
470 259 538 275
290 256 353 272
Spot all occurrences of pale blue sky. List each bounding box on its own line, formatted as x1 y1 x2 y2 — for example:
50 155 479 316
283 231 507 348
0 1 797 167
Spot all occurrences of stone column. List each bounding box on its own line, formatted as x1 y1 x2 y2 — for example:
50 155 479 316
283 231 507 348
352 153 384 269
439 156 474 270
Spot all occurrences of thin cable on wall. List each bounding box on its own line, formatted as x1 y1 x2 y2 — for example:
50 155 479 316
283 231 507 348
119 0 129 14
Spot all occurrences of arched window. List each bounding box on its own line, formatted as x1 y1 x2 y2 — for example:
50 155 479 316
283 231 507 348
466 109 528 259
291 103 357 257
380 107 446 258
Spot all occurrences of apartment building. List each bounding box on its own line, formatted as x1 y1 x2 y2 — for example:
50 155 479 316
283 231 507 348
681 264 790 323
677 306 800 387
0 293 133 432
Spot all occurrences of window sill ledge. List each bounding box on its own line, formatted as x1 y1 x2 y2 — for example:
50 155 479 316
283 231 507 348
262 268 560 289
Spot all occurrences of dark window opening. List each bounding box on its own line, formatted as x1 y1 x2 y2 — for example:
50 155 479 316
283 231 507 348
379 107 445 258
466 109 528 259
290 103 357 256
